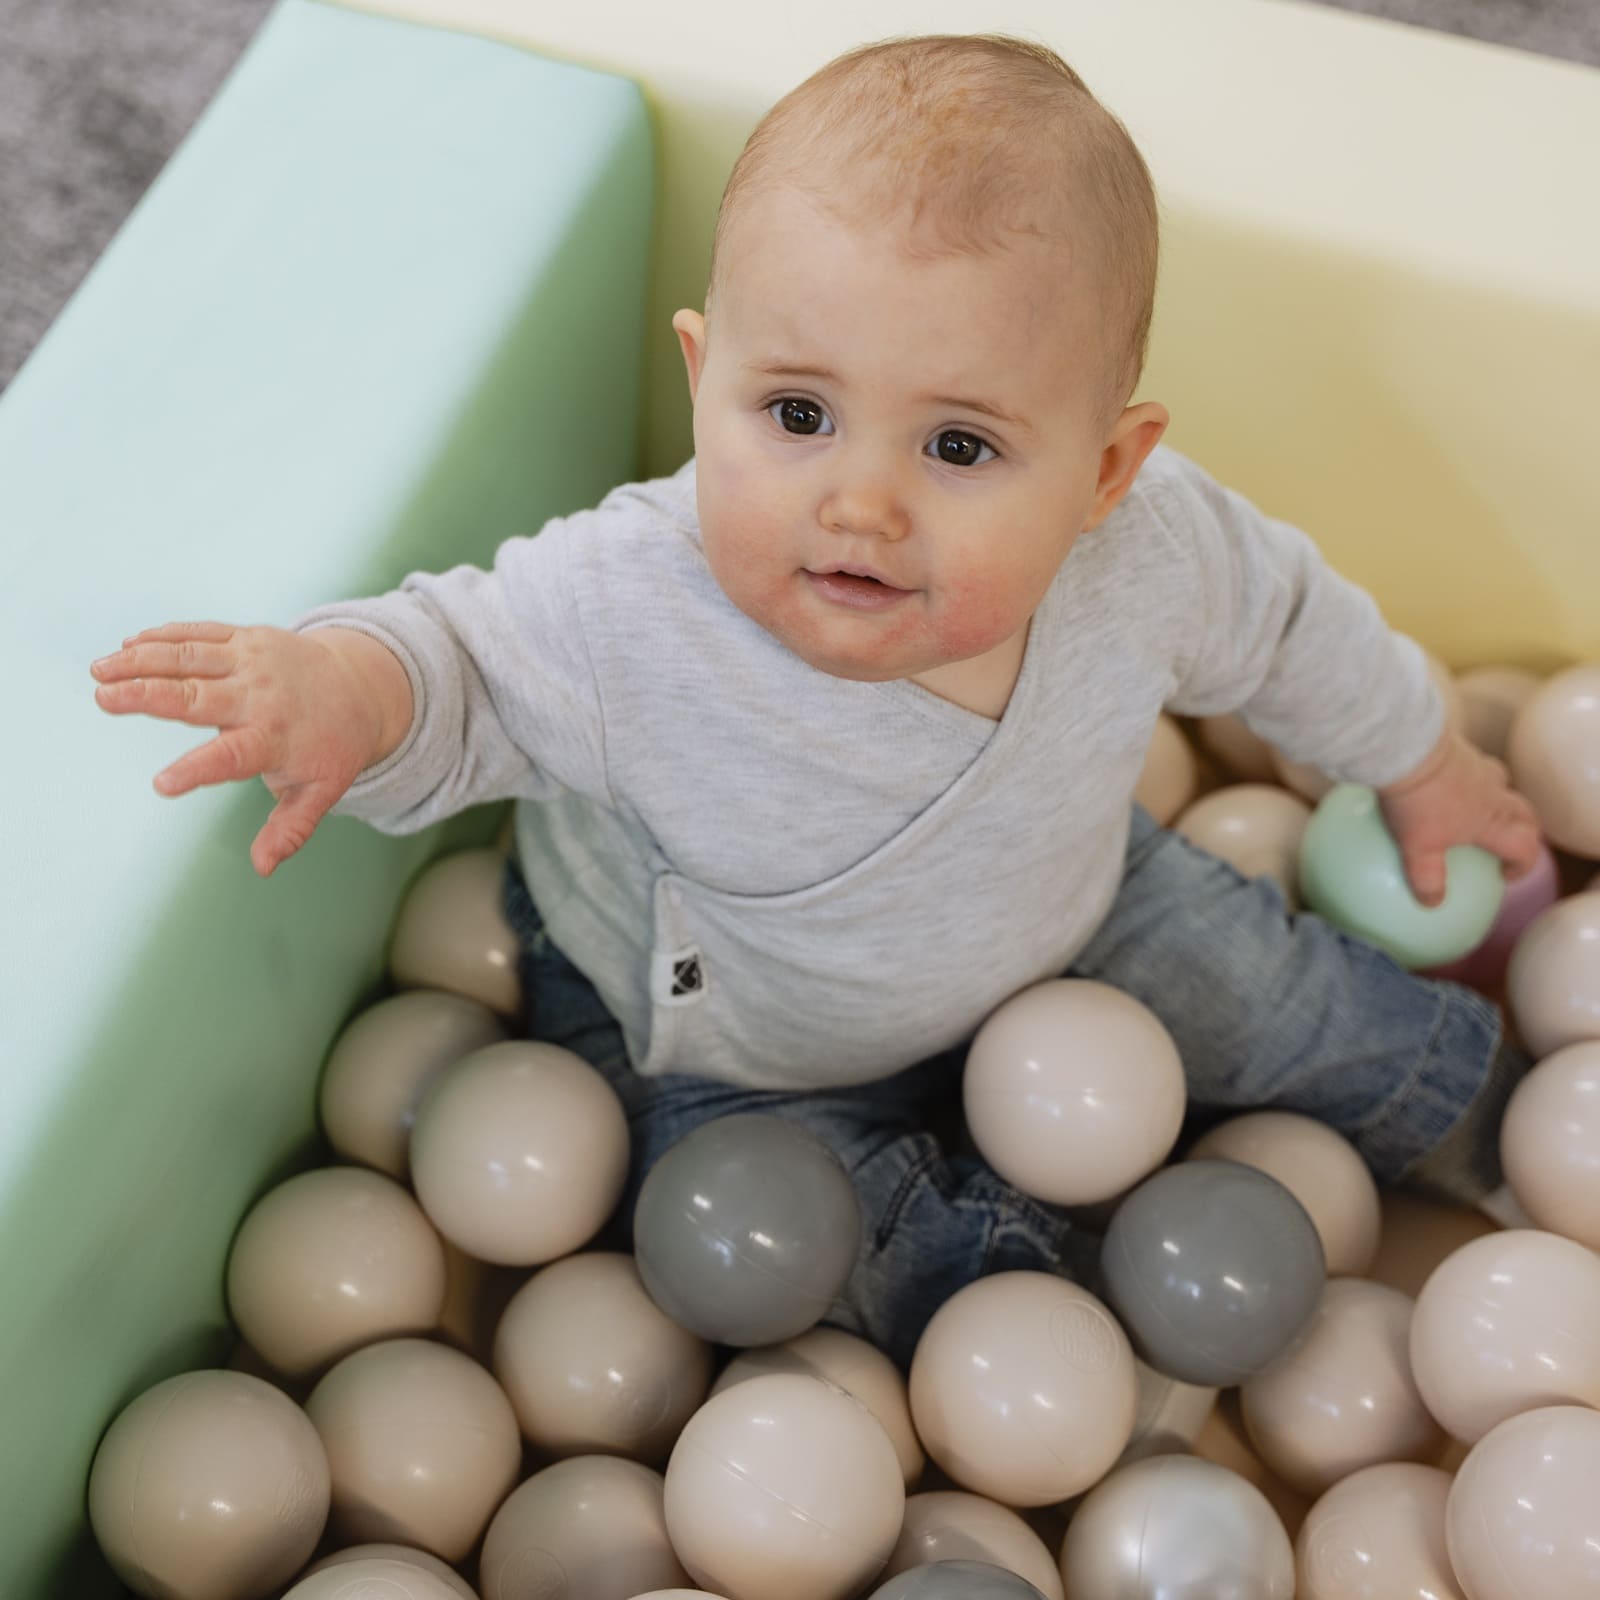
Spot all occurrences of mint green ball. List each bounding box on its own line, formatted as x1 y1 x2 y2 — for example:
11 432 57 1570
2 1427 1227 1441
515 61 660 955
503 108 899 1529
1298 784 1505 969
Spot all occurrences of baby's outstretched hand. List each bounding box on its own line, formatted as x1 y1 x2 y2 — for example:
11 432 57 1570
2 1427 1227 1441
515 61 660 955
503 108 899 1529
1377 729 1542 908
90 621 402 878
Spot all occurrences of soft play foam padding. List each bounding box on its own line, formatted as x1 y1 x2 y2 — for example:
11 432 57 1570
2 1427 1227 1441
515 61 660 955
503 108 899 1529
0 0 651 1589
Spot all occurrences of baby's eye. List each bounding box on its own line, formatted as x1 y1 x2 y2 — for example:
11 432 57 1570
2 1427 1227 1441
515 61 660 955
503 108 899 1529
930 430 997 468
768 397 833 436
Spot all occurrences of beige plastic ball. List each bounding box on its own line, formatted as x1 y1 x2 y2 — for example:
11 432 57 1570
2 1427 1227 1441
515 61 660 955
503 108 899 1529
1173 784 1313 908
1195 713 1280 784
1116 1356 1220 1467
1507 662 1600 856
389 849 523 1018
1271 750 1336 805
663 1372 905 1600
226 1166 448 1380
1134 714 1201 825
882 1491 1064 1600
1367 1191 1499 1300
410 1040 628 1266
283 1558 470 1600
963 979 1186 1206
1455 665 1540 762
303 1546 477 1599
908 1271 1138 1506
493 1251 712 1464
479 1456 689 1600
87 1369 329 1600
1187 1111 1382 1278
1239 1279 1444 1497
1445 1405 1600 1600
1507 891 1600 1060
1295 1462 1461 1600
319 990 508 1179
1409 1228 1600 1443
1500 1040 1600 1250
710 1326 923 1487
304 1338 520 1562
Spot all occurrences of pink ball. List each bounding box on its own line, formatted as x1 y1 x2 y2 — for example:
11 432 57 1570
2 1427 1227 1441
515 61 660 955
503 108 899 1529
1421 839 1559 993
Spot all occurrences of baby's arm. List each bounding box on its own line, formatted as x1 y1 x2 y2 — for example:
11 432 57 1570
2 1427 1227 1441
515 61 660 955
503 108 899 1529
1155 454 1537 897
91 620 414 877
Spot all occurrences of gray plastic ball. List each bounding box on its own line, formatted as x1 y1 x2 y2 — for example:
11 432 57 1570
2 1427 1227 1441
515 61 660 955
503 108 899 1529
1099 1159 1325 1386
633 1113 862 1346
1060 1453 1294 1599
868 1560 1048 1598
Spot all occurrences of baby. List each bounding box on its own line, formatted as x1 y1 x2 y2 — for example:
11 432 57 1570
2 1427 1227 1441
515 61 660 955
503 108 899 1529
92 34 1540 1366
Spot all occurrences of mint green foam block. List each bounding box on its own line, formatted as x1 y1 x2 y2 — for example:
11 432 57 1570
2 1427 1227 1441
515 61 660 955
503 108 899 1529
0 1 652 1590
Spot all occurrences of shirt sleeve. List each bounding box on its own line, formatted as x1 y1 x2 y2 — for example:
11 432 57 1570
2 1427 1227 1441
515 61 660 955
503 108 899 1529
1153 452 1445 788
285 506 611 835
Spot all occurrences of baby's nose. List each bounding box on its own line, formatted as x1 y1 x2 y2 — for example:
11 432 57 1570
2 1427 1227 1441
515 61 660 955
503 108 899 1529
821 478 910 540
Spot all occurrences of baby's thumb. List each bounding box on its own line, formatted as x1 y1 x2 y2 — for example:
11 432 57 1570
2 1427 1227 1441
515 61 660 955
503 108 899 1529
1402 847 1448 910
251 781 336 878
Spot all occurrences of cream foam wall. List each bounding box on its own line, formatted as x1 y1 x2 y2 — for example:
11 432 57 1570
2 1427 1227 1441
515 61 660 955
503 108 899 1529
325 0 1600 668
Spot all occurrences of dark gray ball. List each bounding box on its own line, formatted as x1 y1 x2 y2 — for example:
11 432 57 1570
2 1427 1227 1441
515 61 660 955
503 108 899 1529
1099 1158 1326 1385
632 1112 862 1346
867 1561 1049 1598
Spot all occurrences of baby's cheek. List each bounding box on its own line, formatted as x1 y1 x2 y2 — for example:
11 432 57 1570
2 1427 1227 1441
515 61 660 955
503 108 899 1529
927 574 1030 660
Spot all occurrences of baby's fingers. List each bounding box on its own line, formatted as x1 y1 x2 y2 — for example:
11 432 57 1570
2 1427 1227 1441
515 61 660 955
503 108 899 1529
93 671 245 730
92 636 236 685
151 726 271 797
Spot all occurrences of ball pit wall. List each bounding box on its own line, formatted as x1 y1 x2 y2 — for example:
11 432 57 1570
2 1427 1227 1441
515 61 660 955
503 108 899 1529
0 1 652 1590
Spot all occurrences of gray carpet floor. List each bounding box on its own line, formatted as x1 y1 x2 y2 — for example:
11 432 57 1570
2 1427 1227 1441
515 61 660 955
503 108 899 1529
2 0 1598 395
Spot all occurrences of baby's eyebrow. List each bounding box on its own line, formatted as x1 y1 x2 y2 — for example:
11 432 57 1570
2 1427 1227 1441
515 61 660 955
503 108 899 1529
745 357 1035 439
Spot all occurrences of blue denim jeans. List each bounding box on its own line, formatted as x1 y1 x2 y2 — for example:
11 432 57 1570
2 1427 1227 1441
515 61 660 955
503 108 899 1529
500 804 1516 1368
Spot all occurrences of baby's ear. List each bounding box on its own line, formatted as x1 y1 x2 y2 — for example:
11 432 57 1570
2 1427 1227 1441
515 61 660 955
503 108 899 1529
672 308 708 403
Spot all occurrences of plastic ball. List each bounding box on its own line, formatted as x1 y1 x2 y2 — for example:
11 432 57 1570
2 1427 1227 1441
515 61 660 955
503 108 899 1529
1239 1279 1443 1497
908 1271 1138 1505
1186 1110 1381 1278
1445 1405 1600 1600
663 1371 905 1600
1298 785 1505 968
1506 890 1600 1058
710 1326 923 1487
283 1559 468 1600
1408 1228 1600 1442
492 1250 712 1464
882 1493 1063 1599
1059 1454 1295 1600
478 1455 689 1600
1295 1462 1461 1600
410 1039 628 1266
1134 713 1201 824
301 1546 477 1599
389 848 522 1017
1100 1159 1326 1386
225 1166 447 1380
1421 837 1559 992
318 990 507 1179
87 1370 329 1600
1499 1040 1600 1250
1195 713 1280 784
1506 662 1600 856
1174 783 1313 907
304 1337 520 1562
1455 665 1540 760
962 978 1186 1206
867 1562 1048 1598
633 1114 861 1346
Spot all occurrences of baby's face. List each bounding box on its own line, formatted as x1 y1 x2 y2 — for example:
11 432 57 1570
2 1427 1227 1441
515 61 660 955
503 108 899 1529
674 187 1166 689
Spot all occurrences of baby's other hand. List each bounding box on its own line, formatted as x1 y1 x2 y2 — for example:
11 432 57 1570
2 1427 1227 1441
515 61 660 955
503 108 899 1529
90 621 396 878
1377 729 1542 908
